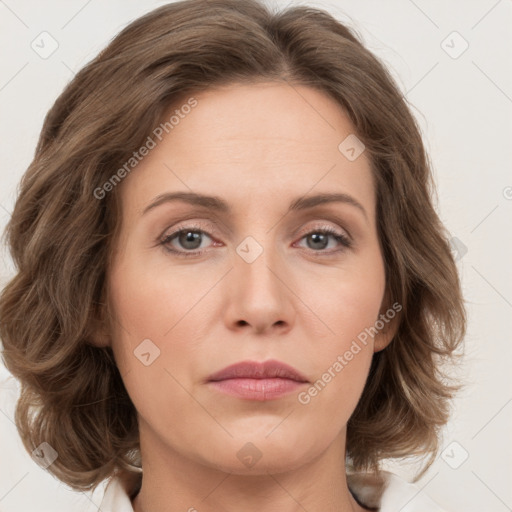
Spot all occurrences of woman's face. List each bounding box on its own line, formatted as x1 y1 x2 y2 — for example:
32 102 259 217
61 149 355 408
104 82 394 475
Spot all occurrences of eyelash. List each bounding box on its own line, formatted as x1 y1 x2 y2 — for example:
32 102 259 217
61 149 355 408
159 223 352 258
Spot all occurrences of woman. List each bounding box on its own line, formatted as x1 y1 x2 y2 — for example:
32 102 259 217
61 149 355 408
0 1 466 510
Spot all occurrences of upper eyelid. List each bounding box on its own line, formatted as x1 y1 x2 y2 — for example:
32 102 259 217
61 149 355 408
163 221 217 239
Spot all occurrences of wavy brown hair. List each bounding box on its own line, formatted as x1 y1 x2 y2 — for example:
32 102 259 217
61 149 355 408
0 0 466 493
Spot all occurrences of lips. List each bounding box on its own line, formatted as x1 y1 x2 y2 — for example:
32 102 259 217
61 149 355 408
207 359 309 383
206 360 309 401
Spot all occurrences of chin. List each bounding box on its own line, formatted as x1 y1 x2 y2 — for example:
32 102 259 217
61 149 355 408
196 432 323 476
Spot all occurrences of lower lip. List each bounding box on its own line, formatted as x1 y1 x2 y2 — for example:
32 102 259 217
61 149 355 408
207 378 307 400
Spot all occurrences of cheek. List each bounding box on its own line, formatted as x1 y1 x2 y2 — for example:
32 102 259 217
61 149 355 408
293 291 380 435
105 248 218 410
296 240 386 348
107 248 211 347
293 248 385 418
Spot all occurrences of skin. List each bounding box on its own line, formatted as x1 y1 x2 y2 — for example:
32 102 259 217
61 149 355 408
93 82 398 512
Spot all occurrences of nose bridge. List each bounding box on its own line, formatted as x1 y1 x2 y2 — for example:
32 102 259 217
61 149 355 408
234 231 283 300
225 227 294 332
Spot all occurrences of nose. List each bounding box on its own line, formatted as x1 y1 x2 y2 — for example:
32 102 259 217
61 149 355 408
223 240 295 336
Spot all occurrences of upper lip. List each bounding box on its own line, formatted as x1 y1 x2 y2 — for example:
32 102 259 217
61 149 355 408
207 359 309 383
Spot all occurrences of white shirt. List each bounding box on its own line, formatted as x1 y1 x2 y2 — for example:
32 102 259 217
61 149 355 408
99 470 448 511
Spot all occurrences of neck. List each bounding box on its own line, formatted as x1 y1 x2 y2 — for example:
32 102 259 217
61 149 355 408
131 422 365 512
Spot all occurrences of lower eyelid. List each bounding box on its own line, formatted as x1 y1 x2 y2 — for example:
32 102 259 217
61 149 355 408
295 232 351 250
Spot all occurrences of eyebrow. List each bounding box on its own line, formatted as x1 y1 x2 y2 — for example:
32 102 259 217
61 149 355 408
142 191 368 220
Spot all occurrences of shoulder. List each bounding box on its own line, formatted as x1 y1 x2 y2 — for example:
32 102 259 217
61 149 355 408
347 470 449 511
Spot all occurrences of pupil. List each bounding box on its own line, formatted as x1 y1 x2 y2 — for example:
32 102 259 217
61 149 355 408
309 233 327 250
180 231 201 249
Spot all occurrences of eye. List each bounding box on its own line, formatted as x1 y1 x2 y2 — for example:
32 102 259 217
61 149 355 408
160 224 217 257
294 226 352 254
159 223 352 258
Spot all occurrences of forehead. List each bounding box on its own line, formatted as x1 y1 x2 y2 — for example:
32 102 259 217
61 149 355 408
118 82 375 219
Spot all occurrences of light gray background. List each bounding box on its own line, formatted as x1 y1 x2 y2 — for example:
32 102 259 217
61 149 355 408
0 1 511 511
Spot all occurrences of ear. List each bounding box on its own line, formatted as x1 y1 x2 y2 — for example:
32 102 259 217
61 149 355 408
86 302 112 348
373 293 402 353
